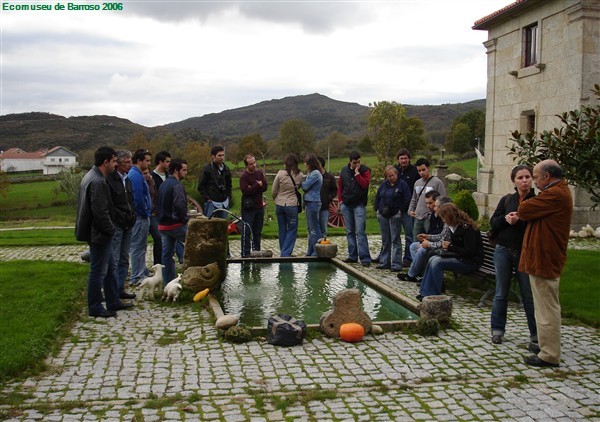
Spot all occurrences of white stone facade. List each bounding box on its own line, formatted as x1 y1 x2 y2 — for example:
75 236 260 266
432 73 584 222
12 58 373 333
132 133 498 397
473 0 600 226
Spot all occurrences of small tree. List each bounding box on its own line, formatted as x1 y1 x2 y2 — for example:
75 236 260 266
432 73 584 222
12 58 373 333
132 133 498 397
278 119 316 157
509 84 600 208
368 101 425 179
54 168 84 205
0 171 10 197
454 190 479 221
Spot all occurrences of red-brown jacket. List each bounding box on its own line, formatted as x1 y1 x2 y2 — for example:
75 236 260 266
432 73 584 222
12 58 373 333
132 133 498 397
518 179 573 279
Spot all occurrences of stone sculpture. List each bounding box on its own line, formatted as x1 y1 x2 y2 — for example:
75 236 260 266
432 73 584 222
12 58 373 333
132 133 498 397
184 217 228 285
320 288 372 338
182 262 221 292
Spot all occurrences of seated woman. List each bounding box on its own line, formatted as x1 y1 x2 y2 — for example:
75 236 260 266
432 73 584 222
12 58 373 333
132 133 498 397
417 203 483 301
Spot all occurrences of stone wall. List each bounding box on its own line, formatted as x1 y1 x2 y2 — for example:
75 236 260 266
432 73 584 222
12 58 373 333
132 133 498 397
474 0 600 227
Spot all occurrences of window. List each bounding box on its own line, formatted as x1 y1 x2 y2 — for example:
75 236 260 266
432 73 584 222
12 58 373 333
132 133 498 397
520 111 536 134
523 23 538 67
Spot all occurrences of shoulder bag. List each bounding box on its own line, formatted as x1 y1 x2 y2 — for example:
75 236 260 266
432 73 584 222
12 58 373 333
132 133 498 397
287 170 303 213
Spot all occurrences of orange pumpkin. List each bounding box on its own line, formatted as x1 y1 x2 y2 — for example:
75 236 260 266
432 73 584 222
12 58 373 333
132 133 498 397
339 322 365 342
320 238 331 245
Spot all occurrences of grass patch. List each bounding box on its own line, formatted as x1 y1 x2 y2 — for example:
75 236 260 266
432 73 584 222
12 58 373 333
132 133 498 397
560 249 600 327
0 261 87 382
156 330 186 346
0 228 80 247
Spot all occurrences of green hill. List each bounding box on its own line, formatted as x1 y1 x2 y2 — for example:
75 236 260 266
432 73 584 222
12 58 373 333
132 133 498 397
0 94 485 152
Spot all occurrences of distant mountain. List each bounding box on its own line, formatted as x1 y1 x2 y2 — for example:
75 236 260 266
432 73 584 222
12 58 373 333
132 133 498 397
0 94 485 153
0 112 152 153
163 93 369 141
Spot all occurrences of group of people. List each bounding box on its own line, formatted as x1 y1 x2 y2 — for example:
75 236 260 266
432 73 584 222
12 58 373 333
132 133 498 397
76 144 573 368
76 147 190 318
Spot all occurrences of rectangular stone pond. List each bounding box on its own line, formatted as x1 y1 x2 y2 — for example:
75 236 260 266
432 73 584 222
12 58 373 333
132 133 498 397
214 259 419 329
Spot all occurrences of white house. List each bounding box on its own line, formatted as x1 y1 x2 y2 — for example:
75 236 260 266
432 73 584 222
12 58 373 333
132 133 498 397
0 146 78 174
473 0 599 226
42 146 79 175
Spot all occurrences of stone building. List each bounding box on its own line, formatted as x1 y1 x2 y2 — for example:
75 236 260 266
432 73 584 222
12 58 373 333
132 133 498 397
472 0 599 226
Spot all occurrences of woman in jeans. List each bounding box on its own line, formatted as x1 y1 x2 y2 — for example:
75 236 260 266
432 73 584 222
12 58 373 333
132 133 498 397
418 203 483 300
272 154 304 257
301 154 324 256
490 165 537 350
374 166 411 271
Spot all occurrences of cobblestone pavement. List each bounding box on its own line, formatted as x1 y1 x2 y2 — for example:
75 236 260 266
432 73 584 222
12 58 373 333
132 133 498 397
1 235 599 421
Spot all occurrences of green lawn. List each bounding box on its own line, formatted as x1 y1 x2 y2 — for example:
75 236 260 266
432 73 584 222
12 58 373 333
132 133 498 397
560 249 600 327
0 261 88 381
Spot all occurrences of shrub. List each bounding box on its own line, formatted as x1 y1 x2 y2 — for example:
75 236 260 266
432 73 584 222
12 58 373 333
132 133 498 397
477 215 491 232
224 325 252 343
53 168 84 205
454 190 479 221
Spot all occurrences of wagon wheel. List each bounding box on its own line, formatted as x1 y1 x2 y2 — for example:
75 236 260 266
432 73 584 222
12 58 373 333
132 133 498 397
328 198 345 228
187 197 203 214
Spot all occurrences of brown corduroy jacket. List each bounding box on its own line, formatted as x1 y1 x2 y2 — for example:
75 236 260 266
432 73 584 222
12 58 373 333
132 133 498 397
518 179 573 279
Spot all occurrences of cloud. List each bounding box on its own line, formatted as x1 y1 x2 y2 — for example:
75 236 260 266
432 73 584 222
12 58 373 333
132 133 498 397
125 0 369 33
1 0 509 126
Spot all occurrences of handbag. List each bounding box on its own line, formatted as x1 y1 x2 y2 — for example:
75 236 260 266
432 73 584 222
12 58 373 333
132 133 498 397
267 314 307 346
287 170 303 213
242 197 254 210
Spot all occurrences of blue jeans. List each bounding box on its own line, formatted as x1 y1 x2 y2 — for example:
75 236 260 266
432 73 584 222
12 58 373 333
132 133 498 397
129 217 150 284
401 212 414 262
149 215 162 265
420 255 479 297
377 212 403 270
412 218 426 244
203 201 228 219
319 209 330 238
491 245 537 340
111 225 132 293
160 225 188 286
241 207 265 257
305 201 323 256
408 241 429 277
88 240 121 314
276 205 298 257
340 203 371 263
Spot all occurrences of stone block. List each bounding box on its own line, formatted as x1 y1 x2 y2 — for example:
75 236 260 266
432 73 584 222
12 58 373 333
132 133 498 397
320 288 372 338
420 295 453 322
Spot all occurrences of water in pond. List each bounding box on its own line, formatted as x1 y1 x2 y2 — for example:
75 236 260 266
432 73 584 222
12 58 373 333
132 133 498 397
216 261 418 327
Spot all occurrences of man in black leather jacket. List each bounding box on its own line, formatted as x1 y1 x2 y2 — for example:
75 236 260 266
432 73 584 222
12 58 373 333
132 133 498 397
76 147 134 318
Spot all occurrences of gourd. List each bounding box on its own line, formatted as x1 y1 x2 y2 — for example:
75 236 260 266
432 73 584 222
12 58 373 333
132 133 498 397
320 238 331 245
339 322 365 342
193 288 210 302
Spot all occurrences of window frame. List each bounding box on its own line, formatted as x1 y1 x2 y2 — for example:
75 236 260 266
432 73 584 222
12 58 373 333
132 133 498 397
523 22 538 68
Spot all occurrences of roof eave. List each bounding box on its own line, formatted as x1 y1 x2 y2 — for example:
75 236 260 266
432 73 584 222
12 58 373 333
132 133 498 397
473 0 542 30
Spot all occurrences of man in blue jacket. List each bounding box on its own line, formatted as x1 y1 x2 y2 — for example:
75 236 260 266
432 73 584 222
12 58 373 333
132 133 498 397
128 149 152 286
158 158 189 285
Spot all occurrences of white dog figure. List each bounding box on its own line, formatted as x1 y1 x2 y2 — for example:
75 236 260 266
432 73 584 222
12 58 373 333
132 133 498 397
138 264 165 300
162 274 182 302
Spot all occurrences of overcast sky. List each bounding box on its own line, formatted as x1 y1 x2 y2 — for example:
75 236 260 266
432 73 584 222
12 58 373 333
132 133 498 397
1 0 509 127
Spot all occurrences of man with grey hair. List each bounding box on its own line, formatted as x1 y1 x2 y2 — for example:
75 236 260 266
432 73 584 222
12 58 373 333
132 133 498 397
106 150 137 301
519 159 572 368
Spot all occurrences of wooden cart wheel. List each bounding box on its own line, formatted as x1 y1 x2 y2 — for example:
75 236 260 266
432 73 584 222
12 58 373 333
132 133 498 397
328 198 345 228
187 197 202 214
